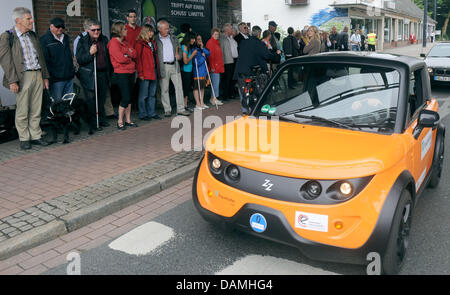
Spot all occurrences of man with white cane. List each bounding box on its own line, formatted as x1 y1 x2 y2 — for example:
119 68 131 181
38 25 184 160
76 19 111 132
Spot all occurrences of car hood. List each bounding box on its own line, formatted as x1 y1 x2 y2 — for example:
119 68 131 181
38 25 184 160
425 57 450 68
205 117 406 179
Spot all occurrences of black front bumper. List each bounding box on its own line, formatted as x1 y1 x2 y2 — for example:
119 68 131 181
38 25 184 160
192 159 396 266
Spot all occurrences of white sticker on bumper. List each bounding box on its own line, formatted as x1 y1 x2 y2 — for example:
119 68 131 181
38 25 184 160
295 211 328 232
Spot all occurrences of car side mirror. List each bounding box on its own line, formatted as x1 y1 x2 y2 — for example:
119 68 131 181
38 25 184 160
418 109 440 128
414 109 440 139
420 53 426 58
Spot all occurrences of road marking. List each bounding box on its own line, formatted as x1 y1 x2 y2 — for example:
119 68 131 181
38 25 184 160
108 222 174 256
215 255 339 275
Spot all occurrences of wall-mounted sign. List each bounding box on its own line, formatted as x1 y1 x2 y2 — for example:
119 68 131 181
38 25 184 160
108 0 212 41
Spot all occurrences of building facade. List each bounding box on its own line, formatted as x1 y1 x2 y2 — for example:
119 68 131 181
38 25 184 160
242 0 436 50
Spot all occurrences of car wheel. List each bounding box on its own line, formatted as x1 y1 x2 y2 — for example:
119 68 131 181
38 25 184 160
381 189 413 275
428 135 444 188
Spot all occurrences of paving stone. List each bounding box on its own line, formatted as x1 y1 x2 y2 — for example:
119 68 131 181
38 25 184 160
19 225 33 232
7 230 21 238
2 227 15 234
12 212 26 218
10 222 28 229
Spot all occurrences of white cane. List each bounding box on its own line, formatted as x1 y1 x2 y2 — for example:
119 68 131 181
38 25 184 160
204 58 218 110
194 56 203 106
94 54 99 129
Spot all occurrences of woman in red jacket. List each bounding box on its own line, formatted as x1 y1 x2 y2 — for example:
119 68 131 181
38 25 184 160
206 28 224 106
108 22 138 130
135 24 161 121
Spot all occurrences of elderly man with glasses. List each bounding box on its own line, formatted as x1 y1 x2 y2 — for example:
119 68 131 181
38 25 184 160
76 19 112 132
40 17 75 101
234 22 249 51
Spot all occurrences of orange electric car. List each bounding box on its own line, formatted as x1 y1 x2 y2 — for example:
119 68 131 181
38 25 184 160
192 53 445 274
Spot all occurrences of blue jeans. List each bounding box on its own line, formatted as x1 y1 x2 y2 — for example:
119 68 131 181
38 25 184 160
138 79 158 118
352 45 361 51
210 73 220 98
50 79 74 101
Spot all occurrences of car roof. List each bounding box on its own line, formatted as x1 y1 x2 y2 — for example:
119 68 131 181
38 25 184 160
286 51 425 72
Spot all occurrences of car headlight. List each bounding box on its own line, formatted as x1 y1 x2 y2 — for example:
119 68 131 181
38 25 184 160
225 165 241 182
208 153 241 183
209 157 223 175
302 181 322 200
428 67 434 74
339 181 353 195
300 176 373 203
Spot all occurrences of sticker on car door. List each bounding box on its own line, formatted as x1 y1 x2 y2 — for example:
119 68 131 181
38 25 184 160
421 129 432 160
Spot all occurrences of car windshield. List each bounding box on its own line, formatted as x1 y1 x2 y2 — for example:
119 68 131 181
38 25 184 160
428 45 450 57
256 63 400 134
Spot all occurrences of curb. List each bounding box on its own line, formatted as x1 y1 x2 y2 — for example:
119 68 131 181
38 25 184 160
0 160 200 261
0 220 67 260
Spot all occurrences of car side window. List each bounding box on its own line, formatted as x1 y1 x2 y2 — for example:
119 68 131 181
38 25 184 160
406 69 425 126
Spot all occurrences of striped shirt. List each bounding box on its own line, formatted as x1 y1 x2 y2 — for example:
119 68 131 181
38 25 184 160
14 26 41 71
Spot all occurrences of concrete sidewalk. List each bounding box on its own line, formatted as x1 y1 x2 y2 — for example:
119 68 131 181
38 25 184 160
0 100 241 260
382 41 435 57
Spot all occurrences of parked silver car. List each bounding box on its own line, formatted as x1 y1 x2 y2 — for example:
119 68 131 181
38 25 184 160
422 42 450 85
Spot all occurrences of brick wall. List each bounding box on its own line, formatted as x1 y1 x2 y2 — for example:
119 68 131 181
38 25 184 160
33 0 98 42
217 0 242 29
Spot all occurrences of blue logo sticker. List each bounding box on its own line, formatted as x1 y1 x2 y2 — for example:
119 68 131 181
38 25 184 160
249 213 267 233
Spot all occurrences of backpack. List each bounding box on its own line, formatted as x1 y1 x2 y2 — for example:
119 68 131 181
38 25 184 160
5 30 14 49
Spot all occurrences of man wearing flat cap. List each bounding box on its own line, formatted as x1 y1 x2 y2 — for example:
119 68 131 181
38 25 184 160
40 17 75 101
268 21 279 52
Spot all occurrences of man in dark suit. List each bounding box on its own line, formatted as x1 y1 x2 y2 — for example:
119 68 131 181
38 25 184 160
234 26 281 112
234 22 249 51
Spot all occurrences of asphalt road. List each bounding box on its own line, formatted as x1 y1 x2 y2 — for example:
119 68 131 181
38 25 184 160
45 85 450 275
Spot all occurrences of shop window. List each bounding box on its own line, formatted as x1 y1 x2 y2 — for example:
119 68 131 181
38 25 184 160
398 20 403 41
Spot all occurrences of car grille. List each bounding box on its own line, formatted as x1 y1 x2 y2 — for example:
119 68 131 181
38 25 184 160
435 68 450 76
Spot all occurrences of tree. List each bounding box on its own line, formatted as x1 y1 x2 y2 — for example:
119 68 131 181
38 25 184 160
413 0 450 38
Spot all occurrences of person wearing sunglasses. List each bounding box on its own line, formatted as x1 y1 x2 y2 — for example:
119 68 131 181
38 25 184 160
76 19 112 132
40 18 75 102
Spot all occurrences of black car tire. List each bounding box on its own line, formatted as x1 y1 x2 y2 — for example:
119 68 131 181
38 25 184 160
381 189 413 275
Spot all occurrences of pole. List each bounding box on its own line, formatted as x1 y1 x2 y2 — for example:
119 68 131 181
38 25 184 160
423 0 428 48
94 55 99 129
204 58 218 110
194 57 203 108
434 0 437 22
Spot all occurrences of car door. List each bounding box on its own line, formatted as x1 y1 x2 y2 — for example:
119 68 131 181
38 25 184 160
404 68 435 193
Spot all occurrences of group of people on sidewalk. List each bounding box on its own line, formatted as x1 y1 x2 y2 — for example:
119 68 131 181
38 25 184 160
0 6 380 151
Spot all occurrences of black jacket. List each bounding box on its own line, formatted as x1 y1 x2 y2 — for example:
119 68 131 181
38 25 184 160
233 36 280 80
269 30 278 51
282 35 299 58
337 31 349 51
234 33 248 52
40 29 75 83
329 32 339 50
76 33 111 91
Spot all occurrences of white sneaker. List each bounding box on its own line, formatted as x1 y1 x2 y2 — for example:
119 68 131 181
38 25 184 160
202 104 209 109
195 106 203 111
211 99 223 106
